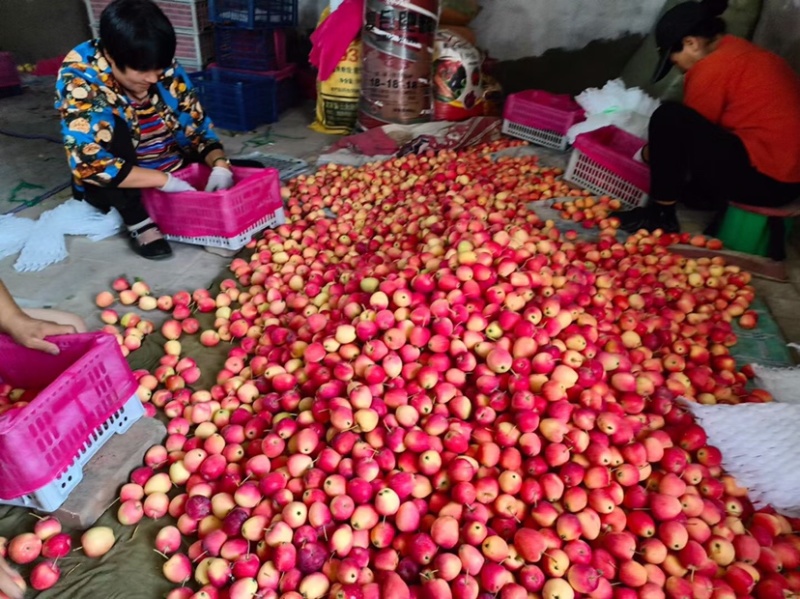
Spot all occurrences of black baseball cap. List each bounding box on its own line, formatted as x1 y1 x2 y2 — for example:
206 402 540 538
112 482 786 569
652 0 727 82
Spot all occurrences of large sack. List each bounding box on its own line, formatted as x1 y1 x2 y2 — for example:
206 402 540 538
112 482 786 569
440 24 477 45
358 0 440 129
440 0 481 25
433 30 485 121
620 0 763 102
310 7 362 134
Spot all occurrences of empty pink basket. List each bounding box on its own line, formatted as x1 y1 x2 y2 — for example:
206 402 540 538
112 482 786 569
142 163 284 250
0 333 138 502
502 90 586 151
565 125 650 210
0 51 21 90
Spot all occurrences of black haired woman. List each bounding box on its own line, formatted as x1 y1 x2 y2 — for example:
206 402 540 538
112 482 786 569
615 0 800 234
55 0 236 260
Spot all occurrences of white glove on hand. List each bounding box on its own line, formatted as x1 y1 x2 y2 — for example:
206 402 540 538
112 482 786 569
205 166 235 192
159 173 197 193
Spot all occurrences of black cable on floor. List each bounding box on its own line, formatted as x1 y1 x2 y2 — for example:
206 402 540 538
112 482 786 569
0 128 61 144
3 182 71 216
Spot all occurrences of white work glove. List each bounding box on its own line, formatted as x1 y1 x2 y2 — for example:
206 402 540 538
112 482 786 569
633 146 645 164
205 166 235 192
159 173 197 193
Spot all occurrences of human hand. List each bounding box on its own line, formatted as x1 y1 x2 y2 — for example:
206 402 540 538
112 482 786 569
205 166 235 192
159 173 197 193
0 556 25 599
5 315 76 355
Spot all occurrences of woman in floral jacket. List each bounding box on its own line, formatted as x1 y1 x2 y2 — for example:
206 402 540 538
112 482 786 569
56 0 236 259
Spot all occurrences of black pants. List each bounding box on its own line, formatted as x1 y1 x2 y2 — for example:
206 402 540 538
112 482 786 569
76 115 262 227
76 115 151 226
649 102 800 210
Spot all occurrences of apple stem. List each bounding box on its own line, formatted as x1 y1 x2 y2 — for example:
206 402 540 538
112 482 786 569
104 497 121 513
130 524 140 541
28 513 45 521
153 549 169 560
65 564 81 578
191 550 208 563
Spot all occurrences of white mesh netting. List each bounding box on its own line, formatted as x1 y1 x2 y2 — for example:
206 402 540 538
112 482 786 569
682 393 800 517
751 347 800 404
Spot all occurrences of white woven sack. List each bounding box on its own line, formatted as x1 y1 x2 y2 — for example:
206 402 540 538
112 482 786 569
681 397 800 517
751 345 800 404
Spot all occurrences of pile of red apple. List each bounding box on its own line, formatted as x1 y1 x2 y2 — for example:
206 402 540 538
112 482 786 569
0 518 116 593
57 140 795 599
550 195 623 230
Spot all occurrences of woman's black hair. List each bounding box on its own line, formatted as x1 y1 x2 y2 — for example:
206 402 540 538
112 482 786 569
99 0 176 72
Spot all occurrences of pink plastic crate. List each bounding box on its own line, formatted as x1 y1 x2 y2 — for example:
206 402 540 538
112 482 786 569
565 125 650 209
175 28 215 67
0 52 21 89
0 333 138 502
86 0 210 32
85 0 109 22
35 56 66 77
502 90 585 151
159 0 211 31
142 164 284 249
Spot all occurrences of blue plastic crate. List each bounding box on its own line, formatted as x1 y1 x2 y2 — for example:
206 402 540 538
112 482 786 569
209 0 297 28
190 65 296 131
213 26 286 72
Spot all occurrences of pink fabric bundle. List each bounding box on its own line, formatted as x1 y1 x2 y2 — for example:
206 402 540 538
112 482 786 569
309 0 365 82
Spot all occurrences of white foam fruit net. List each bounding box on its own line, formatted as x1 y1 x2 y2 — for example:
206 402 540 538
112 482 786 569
750 348 800 404
1 200 122 272
682 359 800 517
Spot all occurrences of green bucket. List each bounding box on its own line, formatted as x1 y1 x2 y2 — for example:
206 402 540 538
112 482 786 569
716 205 794 257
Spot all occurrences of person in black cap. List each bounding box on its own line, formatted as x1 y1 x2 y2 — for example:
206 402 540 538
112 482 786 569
615 0 800 234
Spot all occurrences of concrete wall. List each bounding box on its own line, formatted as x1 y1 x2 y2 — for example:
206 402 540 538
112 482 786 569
295 0 665 57
299 0 328 28
3 0 800 73
471 0 663 61
0 0 90 64
753 0 800 72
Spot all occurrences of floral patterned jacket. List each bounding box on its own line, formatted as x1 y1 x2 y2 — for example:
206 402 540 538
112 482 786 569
55 39 222 191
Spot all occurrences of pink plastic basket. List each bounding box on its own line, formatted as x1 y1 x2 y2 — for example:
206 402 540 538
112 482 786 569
565 125 650 210
35 56 66 77
142 164 284 249
0 52 21 89
160 0 212 31
0 333 138 501
175 28 215 67
86 0 211 32
502 90 586 151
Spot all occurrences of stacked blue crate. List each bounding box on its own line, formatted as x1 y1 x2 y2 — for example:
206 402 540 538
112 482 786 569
191 0 299 131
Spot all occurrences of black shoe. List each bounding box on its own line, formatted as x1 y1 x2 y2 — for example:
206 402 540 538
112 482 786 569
612 203 680 234
128 221 173 260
